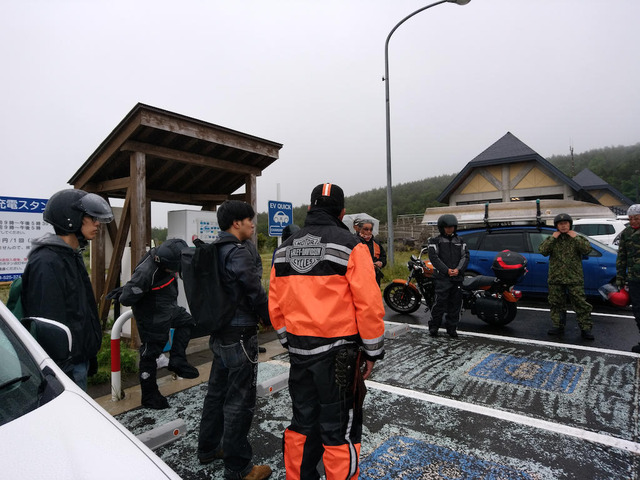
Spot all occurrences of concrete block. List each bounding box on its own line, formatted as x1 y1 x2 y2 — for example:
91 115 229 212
385 322 410 339
137 418 186 450
257 371 289 397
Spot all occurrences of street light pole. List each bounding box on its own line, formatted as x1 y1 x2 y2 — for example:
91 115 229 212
384 0 471 266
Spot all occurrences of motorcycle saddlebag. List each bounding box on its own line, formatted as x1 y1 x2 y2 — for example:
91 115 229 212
491 250 527 283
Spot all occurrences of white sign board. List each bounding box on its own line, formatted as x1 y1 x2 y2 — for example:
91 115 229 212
0 196 53 281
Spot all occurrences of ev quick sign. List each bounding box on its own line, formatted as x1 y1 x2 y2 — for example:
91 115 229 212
268 200 292 237
0 196 53 281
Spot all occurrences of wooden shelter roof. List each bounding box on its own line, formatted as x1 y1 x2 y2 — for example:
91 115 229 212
69 103 282 206
65 103 282 331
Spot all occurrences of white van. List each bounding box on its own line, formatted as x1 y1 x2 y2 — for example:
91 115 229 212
572 218 628 247
0 301 181 480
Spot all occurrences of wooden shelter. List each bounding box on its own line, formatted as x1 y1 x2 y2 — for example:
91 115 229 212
68 103 282 325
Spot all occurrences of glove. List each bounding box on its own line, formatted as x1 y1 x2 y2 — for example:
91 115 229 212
106 286 124 301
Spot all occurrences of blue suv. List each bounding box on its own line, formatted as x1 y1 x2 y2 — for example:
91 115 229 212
457 225 618 297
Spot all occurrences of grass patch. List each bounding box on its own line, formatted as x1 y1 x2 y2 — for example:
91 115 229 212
89 330 139 386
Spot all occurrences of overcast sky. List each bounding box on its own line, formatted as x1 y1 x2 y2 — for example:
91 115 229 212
1 0 639 227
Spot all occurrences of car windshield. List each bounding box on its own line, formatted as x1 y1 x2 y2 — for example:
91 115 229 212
577 232 617 253
0 319 46 426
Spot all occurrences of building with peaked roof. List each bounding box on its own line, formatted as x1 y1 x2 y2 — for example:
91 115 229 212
437 132 598 207
572 168 634 216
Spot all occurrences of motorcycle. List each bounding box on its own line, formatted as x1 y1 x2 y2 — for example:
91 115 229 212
383 246 526 326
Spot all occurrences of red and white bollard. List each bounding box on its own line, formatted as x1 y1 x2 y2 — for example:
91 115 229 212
110 310 133 401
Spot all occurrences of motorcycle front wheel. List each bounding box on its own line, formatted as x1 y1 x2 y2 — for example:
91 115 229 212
383 283 422 314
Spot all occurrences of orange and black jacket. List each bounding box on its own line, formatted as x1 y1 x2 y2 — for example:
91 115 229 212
269 209 385 361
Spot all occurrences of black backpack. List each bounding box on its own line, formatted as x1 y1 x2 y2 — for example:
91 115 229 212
181 237 240 337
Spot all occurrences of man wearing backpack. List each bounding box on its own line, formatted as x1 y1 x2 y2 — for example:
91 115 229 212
197 200 272 480
108 238 200 410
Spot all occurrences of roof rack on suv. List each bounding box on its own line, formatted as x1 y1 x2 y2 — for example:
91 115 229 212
422 199 616 231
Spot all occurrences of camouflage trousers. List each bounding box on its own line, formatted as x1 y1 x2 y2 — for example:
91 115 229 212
548 284 592 330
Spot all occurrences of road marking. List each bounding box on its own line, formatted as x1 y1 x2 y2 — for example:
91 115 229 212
366 380 640 455
519 305 635 320
385 321 640 358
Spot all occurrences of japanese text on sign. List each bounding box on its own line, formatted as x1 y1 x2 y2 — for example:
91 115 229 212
0 196 53 281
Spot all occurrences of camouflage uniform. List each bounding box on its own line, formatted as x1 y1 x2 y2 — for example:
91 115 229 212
539 233 592 330
616 225 640 332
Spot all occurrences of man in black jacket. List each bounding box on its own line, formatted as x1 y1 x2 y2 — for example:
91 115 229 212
197 200 272 480
22 189 113 391
427 214 469 338
115 238 199 410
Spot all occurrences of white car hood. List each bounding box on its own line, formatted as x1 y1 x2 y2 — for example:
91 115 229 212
1 389 180 479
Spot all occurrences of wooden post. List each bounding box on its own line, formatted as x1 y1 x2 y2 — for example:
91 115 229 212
246 173 258 244
129 151 147 347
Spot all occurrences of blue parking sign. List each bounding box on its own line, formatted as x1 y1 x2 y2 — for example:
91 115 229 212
268 200 292 236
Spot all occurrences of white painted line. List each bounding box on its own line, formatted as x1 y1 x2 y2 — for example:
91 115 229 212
518 305 635 320
385 321 640 358
367 380 640 455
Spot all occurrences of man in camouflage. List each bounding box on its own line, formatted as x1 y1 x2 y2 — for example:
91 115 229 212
616 204 640 353
539 213 594 340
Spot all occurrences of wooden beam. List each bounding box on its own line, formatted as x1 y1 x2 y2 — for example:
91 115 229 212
246 174 258 244
146 189 228 204
91 217 106 303
72 112 142 189
120 140 262 175
129 151 147 347
139 110 282 158
130 151 148 267
99 193 131 326
85 177 132 193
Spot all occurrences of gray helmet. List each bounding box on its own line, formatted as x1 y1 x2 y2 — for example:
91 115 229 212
553 213 573 229
437 214 458 235
627 204 640 216
44 189 113 234
154 238 188 272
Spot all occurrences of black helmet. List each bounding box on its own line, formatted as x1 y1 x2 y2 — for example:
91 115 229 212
282 224 300 242
44 189 113 234
154 238 188 272
553 213 573 229
437 214 458 235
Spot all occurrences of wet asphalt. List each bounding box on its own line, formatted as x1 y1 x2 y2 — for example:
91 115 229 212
112 299 640 479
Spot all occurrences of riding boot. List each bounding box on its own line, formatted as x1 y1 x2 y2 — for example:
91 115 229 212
168 326 199 379
548 311 566 336
140 360 169 409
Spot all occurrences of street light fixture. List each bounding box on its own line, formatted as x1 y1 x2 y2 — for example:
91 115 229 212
384 0 471 266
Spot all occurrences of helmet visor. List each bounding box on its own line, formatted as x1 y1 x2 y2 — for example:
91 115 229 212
80 193 114 223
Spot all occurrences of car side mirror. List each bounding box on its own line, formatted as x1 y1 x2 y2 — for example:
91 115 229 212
20 317 72 366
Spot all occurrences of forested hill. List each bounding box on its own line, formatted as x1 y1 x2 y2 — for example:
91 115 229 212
547 143 640 202
257 143 640 233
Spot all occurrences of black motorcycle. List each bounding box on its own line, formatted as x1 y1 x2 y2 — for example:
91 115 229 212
383 247 526 326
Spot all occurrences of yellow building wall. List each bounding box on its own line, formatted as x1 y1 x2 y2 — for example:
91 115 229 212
513 166 558 189
461 172 499 194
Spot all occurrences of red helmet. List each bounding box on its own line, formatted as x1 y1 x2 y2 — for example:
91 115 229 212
599 283 630 307
609 288 630 307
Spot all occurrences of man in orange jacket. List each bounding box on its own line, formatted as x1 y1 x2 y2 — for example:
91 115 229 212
269 183 385 480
